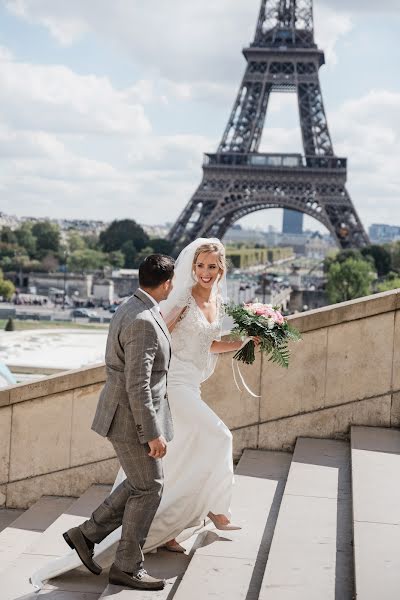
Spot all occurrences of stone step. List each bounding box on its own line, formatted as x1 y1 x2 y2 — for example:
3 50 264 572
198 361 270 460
171 449 292 600
0 508 24 533
260 438 354 600
351 426 400 600
0 495 75 574
99 449 291 600
2 484 111 600
99 535 200 600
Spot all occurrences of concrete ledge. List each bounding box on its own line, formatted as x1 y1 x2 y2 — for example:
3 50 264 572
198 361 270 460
2 363 106 406
289 288 400 333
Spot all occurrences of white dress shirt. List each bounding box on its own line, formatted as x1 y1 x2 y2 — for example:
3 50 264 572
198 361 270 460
138 288 160 312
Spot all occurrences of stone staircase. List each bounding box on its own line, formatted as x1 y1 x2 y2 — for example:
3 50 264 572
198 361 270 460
1 426 399 599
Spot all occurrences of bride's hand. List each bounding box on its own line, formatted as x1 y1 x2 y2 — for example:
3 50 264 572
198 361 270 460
240 336 261 349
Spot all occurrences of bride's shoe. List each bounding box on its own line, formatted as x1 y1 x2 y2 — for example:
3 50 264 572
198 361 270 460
160 539 186 553
207 512 241 531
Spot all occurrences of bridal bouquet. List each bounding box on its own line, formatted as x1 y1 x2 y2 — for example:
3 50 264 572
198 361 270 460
225 302 301 368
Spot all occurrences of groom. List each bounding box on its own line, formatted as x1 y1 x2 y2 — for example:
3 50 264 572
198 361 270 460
63 254 175 591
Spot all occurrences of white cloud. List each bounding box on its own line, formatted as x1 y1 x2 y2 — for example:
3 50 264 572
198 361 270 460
330 90 400 226
0 48 150 136
0 44 205 222
314 5 353 65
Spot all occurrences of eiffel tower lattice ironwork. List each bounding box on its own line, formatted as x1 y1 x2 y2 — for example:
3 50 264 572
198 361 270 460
169 0 369 251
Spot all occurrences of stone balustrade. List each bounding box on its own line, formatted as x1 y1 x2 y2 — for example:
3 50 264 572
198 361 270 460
1 288 400 508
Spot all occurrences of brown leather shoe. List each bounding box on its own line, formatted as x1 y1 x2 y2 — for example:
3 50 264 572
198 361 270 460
63 527 102 575
109 563 165 590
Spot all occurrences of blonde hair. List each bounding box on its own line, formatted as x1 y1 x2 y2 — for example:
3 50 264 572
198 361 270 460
193 242 226 276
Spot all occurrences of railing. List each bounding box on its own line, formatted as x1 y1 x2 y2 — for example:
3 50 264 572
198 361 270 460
204 152 347 170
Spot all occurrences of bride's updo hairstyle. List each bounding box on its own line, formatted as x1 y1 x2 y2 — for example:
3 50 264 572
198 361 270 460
192 242 226 280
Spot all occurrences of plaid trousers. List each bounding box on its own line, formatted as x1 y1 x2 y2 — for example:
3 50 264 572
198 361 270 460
80 436 163 572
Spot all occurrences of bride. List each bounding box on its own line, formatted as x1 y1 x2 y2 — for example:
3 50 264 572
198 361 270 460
30 238 247 590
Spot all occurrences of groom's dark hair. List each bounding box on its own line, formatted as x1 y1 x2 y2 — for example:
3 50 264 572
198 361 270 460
139 254 175 288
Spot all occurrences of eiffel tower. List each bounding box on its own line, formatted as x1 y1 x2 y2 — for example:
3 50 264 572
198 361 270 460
169 0 369 252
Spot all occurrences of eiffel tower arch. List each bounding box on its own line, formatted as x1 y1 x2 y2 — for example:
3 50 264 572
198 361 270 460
169 0 369 252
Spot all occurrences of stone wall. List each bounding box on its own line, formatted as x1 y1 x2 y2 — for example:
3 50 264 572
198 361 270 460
1 289 400 508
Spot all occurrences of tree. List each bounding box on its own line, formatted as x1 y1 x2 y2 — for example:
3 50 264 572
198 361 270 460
67 249 107 272
376 275 400 293
31 221 60 257
326 258 375 304
0 270 15 300
40 252 60 273
134 246 156 267
0 242 19 261
84 233 100 250
388 241 400 273
0 226 17 245
323 249 364 273
361 245 391 277
99 220 149 253
14 223 36 256
107 251 125 269
149 238 174 255
67 231 86 253
121 240 137 268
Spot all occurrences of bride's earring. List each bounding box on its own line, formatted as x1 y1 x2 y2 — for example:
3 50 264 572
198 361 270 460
192 270 198 283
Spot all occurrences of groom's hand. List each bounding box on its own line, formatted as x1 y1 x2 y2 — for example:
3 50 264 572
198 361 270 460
148 436 167 459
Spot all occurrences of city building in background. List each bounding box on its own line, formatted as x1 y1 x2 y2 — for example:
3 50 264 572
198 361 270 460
369 223 400 243
226 246 294 270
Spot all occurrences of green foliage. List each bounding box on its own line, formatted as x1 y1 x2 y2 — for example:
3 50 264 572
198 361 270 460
134 246 155 267
40 252 60 273
149 238 174 255
99 219 149 253
0 241 19 260
67 231 86 252
0 226 17 245
360 244 391 277
14 223 36 256
387 241 400 273
84 233 101 250
0 219 172 275
107 251 125 269
0 269 15 300
120 240 137 268
4 318 15 331
326 257 374 303
31 221 60 257
67 249 107 272
376 276 400 293
323 248 362 273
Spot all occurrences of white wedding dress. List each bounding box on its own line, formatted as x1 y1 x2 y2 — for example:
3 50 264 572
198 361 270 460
30 292 234 590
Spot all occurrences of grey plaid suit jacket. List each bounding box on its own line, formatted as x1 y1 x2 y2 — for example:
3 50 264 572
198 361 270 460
91 289 173 444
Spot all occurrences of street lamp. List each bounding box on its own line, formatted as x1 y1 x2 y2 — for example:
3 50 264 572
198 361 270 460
62 250 69 310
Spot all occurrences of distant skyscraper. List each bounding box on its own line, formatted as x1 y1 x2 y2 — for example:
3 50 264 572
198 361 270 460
369 223 400 242
282 209 304 234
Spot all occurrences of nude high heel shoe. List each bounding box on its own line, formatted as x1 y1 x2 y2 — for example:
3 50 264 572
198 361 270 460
160 539 186 553
207 512 242 531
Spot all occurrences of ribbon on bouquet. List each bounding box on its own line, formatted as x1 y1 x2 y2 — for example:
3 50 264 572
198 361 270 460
231 357 260 398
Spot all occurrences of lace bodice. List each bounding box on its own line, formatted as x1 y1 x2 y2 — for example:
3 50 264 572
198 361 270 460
171 293 224 380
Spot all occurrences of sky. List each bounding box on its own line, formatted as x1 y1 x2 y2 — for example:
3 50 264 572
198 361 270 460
0 0 399 234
